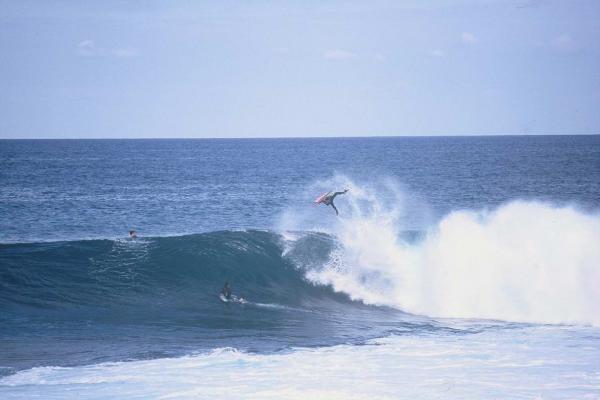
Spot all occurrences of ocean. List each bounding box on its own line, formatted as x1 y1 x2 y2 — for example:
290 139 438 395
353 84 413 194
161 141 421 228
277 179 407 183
1 136 599 399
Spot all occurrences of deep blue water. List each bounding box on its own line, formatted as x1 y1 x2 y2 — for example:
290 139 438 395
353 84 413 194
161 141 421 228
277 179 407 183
1 136 598 242
1 136 599 378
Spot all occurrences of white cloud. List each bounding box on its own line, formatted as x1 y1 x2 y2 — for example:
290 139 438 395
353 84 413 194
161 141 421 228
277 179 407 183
461 32 478 44
323 49 356 60
553 34 574 50
112 48 138 58
78 40 99 56
430 49 445 57
77 40 138 58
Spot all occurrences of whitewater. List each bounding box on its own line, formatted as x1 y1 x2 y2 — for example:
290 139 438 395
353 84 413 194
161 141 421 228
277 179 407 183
1 137 599 399
283 176 600 326
3 325 599 400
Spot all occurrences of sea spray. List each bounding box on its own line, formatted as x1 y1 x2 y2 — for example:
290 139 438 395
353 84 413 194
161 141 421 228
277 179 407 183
292 176 600 325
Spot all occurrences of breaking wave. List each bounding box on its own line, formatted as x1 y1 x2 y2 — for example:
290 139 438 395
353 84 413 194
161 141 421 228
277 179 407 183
283 176 600 326
2 177 598 328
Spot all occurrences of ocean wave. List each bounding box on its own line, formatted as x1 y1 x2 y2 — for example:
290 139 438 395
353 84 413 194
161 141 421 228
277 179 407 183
0 230 351 316
2 179 598 328
282 175 600 326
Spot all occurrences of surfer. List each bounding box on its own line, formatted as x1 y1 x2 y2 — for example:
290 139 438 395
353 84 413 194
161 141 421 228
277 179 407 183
221 282 232 300
129 230 137 239
317 189 349 216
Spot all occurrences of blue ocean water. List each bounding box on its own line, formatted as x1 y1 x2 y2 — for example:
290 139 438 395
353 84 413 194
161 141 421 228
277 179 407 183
2 136 598 242
1 136 599 398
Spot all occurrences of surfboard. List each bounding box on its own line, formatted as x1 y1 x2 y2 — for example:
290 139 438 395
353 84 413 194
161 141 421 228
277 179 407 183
220 294 247 304
314 192 331 204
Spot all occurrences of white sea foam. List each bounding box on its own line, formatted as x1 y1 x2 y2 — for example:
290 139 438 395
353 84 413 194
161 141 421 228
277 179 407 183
1 325 598 399
289 176 600 326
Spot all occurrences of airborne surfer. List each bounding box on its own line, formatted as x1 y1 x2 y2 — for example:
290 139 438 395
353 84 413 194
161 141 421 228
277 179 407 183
315 189 349 216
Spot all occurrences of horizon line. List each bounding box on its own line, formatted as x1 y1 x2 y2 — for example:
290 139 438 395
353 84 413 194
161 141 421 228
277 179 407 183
1 133 599 140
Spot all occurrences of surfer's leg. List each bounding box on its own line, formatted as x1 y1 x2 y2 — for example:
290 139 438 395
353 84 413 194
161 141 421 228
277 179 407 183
331 203 339 215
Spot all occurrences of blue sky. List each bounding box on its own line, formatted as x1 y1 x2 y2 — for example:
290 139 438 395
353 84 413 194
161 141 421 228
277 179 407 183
1 0 599 138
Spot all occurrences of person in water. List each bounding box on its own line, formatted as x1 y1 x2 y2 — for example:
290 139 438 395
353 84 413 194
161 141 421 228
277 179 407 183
321 189 349 216
221 282 232 300
129 230 137 239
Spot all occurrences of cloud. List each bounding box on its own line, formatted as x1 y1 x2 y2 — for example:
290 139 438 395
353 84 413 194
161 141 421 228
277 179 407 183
461 32 478 44
112 48 139 58
77 40 98 56
429 49 445 57
323 49 356 60
552 34 574 50
77 40 138 58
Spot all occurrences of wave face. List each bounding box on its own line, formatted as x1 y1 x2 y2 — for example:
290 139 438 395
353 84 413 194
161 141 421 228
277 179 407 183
0 229 424 374
282 176 600 326
1 230 332 312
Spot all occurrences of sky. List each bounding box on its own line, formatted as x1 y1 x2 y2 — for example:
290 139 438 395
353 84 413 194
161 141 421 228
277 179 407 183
0 0 599 138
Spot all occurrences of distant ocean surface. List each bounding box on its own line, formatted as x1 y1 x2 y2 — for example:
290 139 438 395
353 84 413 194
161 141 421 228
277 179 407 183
1 136 599 399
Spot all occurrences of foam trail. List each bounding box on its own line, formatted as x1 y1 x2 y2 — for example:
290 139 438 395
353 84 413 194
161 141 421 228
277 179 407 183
2 325 599 399
295 176 600 325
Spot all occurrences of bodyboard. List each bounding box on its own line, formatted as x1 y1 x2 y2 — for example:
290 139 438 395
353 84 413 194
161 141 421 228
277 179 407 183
314 192 331 204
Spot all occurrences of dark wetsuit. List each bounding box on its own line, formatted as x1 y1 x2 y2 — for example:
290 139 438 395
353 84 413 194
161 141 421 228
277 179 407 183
322 190 348 216
221 283 232 299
